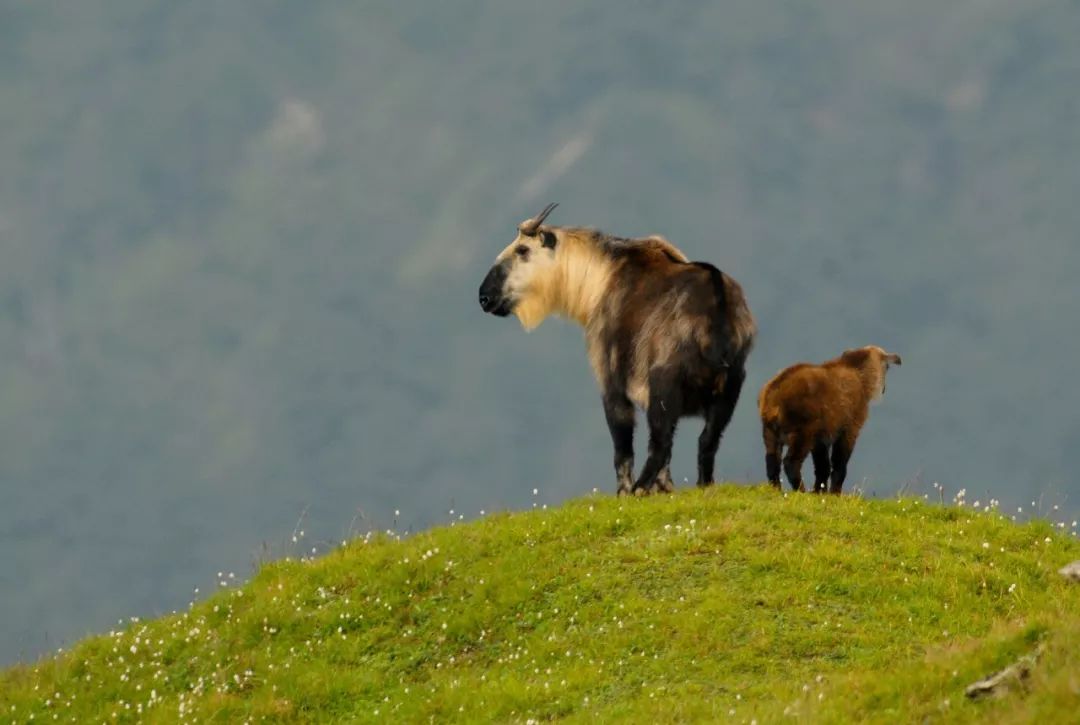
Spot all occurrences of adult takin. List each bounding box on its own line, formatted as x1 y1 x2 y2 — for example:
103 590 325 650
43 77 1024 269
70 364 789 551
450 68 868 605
758 346 902 494
478 203 756 496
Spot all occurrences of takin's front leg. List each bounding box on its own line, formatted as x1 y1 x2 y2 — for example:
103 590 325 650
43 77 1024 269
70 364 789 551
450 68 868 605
602 391 636 496
633 386 681 496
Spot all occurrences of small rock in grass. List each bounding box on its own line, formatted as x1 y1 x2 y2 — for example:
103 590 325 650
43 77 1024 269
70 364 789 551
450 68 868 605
1058 560 1080 583
965 646 1042 700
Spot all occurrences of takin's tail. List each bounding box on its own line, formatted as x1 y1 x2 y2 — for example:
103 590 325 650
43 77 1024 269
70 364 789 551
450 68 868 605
722 271 757 357
700 265 757 370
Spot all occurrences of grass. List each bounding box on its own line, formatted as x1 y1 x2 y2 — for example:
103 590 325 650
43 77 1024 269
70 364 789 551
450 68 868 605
2 484 1080 723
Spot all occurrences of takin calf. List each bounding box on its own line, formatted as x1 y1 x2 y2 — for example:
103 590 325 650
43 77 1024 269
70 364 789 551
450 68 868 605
478 203 756 496
758 346 902 494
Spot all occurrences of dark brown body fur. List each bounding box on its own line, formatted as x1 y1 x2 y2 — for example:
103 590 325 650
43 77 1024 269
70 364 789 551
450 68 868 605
585 234 756 495
758 346 901 494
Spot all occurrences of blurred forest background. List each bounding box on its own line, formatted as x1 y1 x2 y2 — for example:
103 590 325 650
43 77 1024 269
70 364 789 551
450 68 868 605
2 0 1080 664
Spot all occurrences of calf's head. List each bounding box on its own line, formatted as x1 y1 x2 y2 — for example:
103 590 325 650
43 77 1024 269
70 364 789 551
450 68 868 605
841 345 903 400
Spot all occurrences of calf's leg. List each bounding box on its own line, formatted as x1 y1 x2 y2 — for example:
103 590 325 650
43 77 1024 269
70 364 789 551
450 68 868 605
762 424 782 489
829 431 857 495
811 443 831 493
783 433 811 493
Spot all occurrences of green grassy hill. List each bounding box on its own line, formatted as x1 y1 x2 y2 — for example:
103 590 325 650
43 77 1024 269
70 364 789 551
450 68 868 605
3 485 1079 723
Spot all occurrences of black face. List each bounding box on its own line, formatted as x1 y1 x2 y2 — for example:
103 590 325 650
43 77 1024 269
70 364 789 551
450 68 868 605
478 261 513 317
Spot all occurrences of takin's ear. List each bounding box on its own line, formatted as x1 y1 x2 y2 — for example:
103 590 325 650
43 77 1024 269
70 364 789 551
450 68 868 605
540 230 557 249
887 353 903 366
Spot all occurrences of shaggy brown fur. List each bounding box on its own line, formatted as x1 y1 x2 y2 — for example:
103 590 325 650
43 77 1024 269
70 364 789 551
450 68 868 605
479 203 757 496
758 346 902 494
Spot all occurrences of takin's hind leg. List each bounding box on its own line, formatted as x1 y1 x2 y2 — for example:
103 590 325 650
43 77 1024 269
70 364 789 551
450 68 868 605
652 466 675 494
697 367 746 487
633 384 681 496
696 405 724 487
782 434 812 493
811 443 831 494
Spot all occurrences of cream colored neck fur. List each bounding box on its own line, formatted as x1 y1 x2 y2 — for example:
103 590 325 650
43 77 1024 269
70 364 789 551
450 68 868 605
858 360 887 402
514 232 615 330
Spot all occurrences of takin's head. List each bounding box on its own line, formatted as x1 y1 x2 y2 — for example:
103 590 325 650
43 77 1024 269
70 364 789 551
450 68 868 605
478 202 563 330
839 345 903 401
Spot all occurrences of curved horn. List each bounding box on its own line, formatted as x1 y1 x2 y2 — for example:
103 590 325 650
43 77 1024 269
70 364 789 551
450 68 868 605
517 202 559 236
